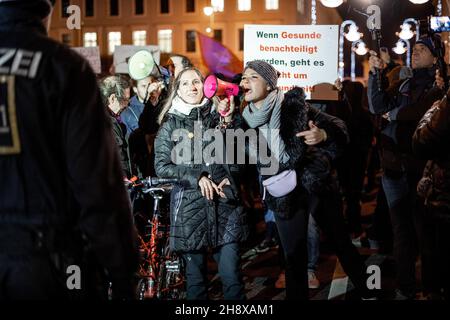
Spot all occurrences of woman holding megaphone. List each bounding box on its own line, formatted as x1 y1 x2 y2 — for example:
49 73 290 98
154 68 248 300
220 60 376 300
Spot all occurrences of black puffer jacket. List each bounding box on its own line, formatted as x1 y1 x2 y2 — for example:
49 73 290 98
154 103 248 252
413 95 450 222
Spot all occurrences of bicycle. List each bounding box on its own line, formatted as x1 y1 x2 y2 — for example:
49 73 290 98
129 176 185 300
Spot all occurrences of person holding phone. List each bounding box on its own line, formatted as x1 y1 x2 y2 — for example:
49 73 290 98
368 34 446 300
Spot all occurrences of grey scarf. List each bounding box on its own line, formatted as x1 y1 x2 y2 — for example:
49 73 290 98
243 89 290 166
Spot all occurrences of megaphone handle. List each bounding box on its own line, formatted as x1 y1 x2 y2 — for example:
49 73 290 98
219 98 230 117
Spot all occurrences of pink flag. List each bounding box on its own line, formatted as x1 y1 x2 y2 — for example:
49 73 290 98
197 32 243 79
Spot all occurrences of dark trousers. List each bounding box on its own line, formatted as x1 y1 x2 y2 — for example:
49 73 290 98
183 242 244 300
339 149 369 235
372 185 393 253
422 208 450 299
274 205 309 300
0 254 67 300
434 220 450 300
312 191 370 297
382 172 427 296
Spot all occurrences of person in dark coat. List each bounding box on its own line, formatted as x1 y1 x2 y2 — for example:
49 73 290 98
0 0 138 300
413 94 450 300
368 35 446 299
154 67 248 300
338 80 375 238
99 75 133 178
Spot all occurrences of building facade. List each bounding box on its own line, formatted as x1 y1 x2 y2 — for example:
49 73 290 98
48 0 342 70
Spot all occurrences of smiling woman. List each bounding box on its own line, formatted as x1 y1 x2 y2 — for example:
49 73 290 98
154 67 248 300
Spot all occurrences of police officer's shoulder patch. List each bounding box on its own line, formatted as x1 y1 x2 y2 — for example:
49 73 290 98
0 75 21 155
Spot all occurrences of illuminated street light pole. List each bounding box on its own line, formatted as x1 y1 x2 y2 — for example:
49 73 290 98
399 18 420 42
339 20 362 79
393 39 411 67
311 0 317 25
351 40 368 80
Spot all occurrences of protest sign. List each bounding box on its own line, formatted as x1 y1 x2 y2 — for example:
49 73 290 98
72 47 101 74
244 25 339 100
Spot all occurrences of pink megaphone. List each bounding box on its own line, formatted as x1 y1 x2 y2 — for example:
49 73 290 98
203 74 240 99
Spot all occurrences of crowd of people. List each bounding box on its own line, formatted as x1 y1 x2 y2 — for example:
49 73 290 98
1 0 450 301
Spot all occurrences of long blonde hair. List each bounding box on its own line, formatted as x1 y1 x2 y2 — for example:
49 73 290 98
157 67 204 124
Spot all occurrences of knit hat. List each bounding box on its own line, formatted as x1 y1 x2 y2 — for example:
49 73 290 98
244 60 280 90
416 34 443 57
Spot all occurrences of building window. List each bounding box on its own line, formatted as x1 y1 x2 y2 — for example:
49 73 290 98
265 0 278 10
108 32 121 54
160 0 170 14
133 30 147 46
238 0 251 11
158 29 173 53
62 33 71 46
85 0 94 17
211 0 224 12
186 0 195 13
135 0 144 15
110 0 119 16
239 29 244 51
297 0 305 14
84 32 97 47
61 0 71 18
213 29 222 43
186 30 196 52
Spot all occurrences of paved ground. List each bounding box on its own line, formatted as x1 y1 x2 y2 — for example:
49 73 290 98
205 186 425 300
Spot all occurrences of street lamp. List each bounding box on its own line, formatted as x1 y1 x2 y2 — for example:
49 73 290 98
398 18 420 42
345 24 362 42
393 39 411 67
203 6 213 16
351 40 368 80
320 0 344 8
408 0 429 4
203 6 214 34
339 20 362 79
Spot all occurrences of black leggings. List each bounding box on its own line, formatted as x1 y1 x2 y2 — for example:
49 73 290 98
274 204 309 300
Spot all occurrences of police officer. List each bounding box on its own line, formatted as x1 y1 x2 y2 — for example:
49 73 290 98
0 0 139 299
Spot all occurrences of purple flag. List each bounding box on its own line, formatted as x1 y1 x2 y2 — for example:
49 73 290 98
197 32 243 79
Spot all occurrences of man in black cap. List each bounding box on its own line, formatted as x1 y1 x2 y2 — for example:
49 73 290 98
0 0 139 299
368 34 446 300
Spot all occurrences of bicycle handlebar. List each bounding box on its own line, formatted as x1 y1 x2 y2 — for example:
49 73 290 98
141 177 179 187
128 176 179 189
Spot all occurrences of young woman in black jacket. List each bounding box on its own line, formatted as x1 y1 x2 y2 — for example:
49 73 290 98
154 68 247 300
220 60 355 299
281 87 377 300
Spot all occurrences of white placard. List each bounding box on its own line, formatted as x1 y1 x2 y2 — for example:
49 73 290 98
244 25 339 99
72 47 101 74
113 45 161 74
